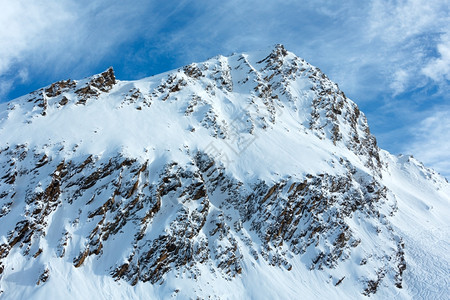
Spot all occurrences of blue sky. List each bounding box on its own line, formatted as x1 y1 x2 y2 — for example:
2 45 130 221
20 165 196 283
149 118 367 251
1 0 449 177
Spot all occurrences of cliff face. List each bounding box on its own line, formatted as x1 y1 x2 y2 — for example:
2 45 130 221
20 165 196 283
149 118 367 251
0 45 448 299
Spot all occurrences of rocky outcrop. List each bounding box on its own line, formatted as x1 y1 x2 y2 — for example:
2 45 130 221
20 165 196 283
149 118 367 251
0 142 404 294
75 67 116 104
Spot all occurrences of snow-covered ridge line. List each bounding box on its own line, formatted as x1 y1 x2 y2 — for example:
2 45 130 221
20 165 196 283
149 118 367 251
0 45 380 175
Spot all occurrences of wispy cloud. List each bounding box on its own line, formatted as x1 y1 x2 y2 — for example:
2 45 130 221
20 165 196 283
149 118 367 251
405 108 450 178
390 69 410 96
422 33 450 83
0 1 74 89
0 0 162 98
367 0 448 41
364 0 449 95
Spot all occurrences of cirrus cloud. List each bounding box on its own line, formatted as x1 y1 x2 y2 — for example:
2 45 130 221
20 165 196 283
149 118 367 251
406 108 450 178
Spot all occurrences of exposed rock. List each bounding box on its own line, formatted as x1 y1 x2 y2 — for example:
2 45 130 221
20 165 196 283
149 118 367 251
45 79 76 97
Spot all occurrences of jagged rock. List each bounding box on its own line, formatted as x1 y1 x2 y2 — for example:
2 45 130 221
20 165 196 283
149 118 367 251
45 79 76 97
75 67 116 103
36 268 49 285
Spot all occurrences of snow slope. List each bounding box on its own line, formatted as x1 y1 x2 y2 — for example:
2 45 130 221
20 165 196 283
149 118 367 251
0 45 448 299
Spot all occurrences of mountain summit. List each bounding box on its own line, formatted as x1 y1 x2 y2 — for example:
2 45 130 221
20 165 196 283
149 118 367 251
0 45 448 299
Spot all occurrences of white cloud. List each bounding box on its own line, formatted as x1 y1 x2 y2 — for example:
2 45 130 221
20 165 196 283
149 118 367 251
0 1 74 74
0 0 160 97
422 33 450 82
365 0 450 95
406 108 450 178
17 69 29 83
0 68 29 98
0 80 13 99
389 69 410 95
368 0 448 42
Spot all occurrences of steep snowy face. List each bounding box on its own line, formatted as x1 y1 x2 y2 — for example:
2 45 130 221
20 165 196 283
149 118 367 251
0 45 448 299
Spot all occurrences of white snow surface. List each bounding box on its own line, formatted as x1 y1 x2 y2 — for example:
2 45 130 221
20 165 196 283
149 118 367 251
0 45 448 299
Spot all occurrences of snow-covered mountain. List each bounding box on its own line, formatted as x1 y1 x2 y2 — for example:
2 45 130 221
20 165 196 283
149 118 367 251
0 44 448 299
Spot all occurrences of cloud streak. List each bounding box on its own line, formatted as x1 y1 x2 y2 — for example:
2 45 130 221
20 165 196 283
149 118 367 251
422 33 450 83
406 108 450 178
0 0 164 98
0 1 74 75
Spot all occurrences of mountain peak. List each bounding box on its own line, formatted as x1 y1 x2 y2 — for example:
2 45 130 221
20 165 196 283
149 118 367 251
270 43 288 56
0 47 448 299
